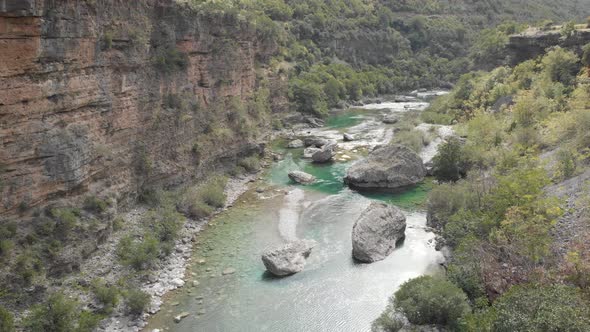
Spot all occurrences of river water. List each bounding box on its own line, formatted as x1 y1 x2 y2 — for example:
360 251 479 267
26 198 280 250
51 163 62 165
145 96 446 332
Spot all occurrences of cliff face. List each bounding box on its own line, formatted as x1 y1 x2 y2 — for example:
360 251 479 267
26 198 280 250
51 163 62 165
507 27 590 64
0 0 282 216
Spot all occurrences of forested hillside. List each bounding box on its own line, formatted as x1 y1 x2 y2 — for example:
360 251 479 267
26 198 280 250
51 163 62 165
373 28 590 332
185 0 590 116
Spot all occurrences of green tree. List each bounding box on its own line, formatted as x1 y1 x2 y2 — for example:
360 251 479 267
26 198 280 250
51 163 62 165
491 284 590 331
541 47 580 86
392 276 471 328
0 306 14 332
582 43 590 67
25 293 77 332
432 137 468 182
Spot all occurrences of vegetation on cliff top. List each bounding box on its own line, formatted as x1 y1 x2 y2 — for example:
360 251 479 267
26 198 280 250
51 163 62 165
373 41 590 330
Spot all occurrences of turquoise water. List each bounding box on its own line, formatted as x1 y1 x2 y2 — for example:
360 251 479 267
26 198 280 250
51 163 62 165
146 101 443 332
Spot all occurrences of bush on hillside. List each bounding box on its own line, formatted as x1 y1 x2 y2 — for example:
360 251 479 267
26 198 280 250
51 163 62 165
490 284 590 331
380 275 471 328
0 306 14 332
25 293 78 332
432 137 469 182
124 288 150 316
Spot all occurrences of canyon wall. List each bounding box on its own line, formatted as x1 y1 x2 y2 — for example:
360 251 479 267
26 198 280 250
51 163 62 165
0 0 284 216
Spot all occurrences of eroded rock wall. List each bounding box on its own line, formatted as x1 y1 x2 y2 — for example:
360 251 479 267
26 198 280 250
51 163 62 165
0 0 281 216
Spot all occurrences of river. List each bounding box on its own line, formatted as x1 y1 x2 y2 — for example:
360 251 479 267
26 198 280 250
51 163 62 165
145 94 447 332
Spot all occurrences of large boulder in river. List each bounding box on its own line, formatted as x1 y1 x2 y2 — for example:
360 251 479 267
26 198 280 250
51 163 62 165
304 136 329 148
288 171 316 185
261 240 316 277
352 202 406 263
312 143 336 163
303 147 322 159
344 144 426 191
287 139 304 148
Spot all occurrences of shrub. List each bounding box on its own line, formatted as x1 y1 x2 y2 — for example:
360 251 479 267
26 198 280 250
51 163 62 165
490 284 590 331
14 251 42 285
238 156 261 173
112 217 124 231
0 306 14 332
391 129 429 153
83 196 108 214
76 311 101 332
199 176 227 208
187 200 214 219
371 309 404 332
397 276 471 325
582 43 590 67
145 206 183 244
92 278 119 314
432 137 468 182
154 48 188 73
117 235 159 270
391 276 470 328
124 288 150 316
50 208 79 237
541 47 580 86
553 148 577 180
25 292 77 332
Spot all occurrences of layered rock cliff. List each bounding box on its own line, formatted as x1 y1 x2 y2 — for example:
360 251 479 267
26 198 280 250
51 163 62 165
508 27 590 64
0 0 284 216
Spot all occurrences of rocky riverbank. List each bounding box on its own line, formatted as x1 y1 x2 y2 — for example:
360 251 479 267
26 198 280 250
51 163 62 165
55 172 260 332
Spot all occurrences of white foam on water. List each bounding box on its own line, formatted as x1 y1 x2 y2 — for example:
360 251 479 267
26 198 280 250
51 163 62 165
278 188 305 241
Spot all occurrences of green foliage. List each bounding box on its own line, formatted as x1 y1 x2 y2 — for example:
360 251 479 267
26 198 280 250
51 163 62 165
553 147 578 180
390 129 430 153
560 20 577 39
390 276 471 328
0 221 16 259
489 284 590 331
238 155 261 173
83 196 108 214
91 278 119 314
154 47 188 73
582 43 590 67
25 293 78 332
470 22 524 68
0 306 14 332
541 47 580 86
199 176 227 208
432 137 469 182
112 217 125 231
124 288 150 316
371 309 404 332
117 235 159 270
14 250 43 285
50 208 79 237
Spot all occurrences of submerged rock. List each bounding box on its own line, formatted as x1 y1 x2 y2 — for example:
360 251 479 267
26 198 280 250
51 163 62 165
382 115 398 124
261 240 316 277
222 268 236 275
312 143 336 163
343 133 355 141
352 202 406 263
174 312 190 323
344 144 425 191
288 171 316 185
287 139 304 148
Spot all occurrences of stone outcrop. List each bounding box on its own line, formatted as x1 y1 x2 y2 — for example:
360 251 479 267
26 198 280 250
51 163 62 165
288 171 316 185
312 143 336 163
0 0 283 216
352 202 406 263
344 145 426 191
507 27 590 65
261 240 316 277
